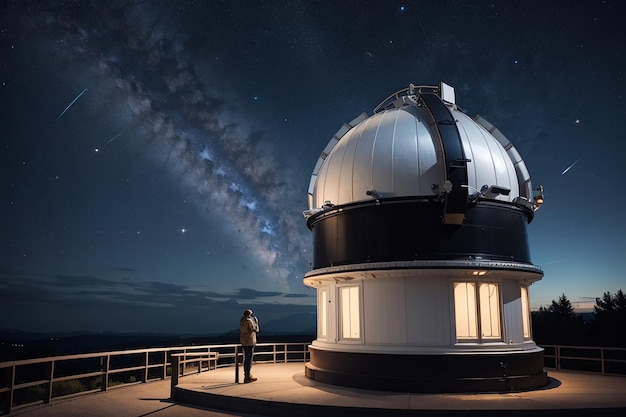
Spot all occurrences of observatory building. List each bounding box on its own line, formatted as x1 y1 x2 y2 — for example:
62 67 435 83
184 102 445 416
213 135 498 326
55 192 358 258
302 82 546 392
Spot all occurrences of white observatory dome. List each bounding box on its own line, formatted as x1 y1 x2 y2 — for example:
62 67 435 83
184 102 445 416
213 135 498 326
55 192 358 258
303 83 547 393
308 83 534 213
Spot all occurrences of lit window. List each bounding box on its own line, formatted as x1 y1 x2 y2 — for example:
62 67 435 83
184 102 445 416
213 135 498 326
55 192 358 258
454 281 502 342
319 290 327 338
454 282 477 338
479 283 501 339
521 286 531 338
339 286 360 339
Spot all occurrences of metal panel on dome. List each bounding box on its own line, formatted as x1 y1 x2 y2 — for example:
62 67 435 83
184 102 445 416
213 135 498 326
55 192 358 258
455 114 484 190
516 162 532 199
308 113 367 209
371 111 395 198
484 130 515 194
456 111 518 201
391 108 420 196
473 115 533 201
318 137 348 206
416 116 443 194
352 119 376 202
338 122 361 203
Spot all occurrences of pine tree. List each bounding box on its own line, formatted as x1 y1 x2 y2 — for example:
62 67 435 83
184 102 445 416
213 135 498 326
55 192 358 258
548 293 576 317
592 289 625 347
532 293 585 345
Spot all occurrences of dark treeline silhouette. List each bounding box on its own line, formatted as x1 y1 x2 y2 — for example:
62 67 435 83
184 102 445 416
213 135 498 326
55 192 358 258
532 289 626 347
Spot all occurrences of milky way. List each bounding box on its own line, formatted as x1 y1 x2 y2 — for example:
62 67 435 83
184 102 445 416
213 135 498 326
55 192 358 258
26 1 310 290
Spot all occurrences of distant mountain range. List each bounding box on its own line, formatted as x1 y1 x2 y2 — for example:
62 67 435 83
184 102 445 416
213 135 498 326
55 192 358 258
0 313 316 361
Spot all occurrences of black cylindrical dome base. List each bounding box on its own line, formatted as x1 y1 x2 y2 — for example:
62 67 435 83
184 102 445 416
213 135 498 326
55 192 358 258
308 199 533 270
306 346 548 393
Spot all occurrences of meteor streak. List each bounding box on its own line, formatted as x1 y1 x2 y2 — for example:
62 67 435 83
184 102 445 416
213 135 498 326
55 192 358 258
56 87 89 121
95 133 122 153
561 157 581 175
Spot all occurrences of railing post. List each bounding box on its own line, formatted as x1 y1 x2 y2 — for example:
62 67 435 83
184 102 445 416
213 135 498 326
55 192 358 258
162 350 168 380
234 345 240 383
284 344 288 363
144 351 149 383
600 348 605 374
170 355 179 399
44 360 55 404
7 364 15 415
101 355 110 391
556 346 561 370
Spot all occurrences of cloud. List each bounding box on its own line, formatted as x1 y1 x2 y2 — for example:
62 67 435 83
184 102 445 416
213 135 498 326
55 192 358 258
115 266 137 272
0 271 315 333
283 293 314 299
0 271 310 309
235 288 283 299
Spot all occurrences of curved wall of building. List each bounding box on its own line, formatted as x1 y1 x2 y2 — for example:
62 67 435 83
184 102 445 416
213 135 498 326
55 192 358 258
308 199 532 270
306 347 547 393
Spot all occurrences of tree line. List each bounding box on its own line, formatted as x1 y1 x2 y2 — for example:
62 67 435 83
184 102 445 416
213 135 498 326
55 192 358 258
532 289 625 347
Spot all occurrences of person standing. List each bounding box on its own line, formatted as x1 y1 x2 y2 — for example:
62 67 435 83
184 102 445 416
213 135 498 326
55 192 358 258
239 309 260 383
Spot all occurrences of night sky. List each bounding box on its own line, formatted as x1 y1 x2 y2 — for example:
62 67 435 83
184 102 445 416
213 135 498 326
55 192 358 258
1 0 625 334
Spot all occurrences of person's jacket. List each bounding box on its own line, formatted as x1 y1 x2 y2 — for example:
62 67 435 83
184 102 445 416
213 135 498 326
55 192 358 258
239 316 259 346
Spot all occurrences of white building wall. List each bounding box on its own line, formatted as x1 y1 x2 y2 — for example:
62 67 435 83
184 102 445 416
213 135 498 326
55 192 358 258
405 276 452 346
363 277 407 345
502 279 523 344
359 275 454 347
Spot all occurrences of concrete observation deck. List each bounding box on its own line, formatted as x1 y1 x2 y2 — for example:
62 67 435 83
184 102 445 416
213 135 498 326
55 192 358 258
12 363 626 417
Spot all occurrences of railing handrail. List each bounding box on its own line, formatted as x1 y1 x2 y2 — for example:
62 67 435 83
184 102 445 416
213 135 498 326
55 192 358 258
0 346 174 369
0 342 309 369
541 344 626 352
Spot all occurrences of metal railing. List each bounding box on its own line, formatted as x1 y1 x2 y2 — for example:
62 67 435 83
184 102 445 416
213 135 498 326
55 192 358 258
2 342 623 414
0 342 309 415
542 344 626 375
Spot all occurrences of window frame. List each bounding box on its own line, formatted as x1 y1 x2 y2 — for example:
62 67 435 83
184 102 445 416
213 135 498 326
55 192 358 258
338 284 362 341
520 285 532 339
453 280 503 343
318 288 328 339
479 282 502 340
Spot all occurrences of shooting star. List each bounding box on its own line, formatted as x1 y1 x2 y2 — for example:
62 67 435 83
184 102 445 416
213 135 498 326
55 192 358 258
56 87 89 121
561 157 582 175
95 133 122 153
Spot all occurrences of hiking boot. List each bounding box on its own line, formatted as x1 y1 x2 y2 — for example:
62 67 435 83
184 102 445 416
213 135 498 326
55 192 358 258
244 376 257 383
